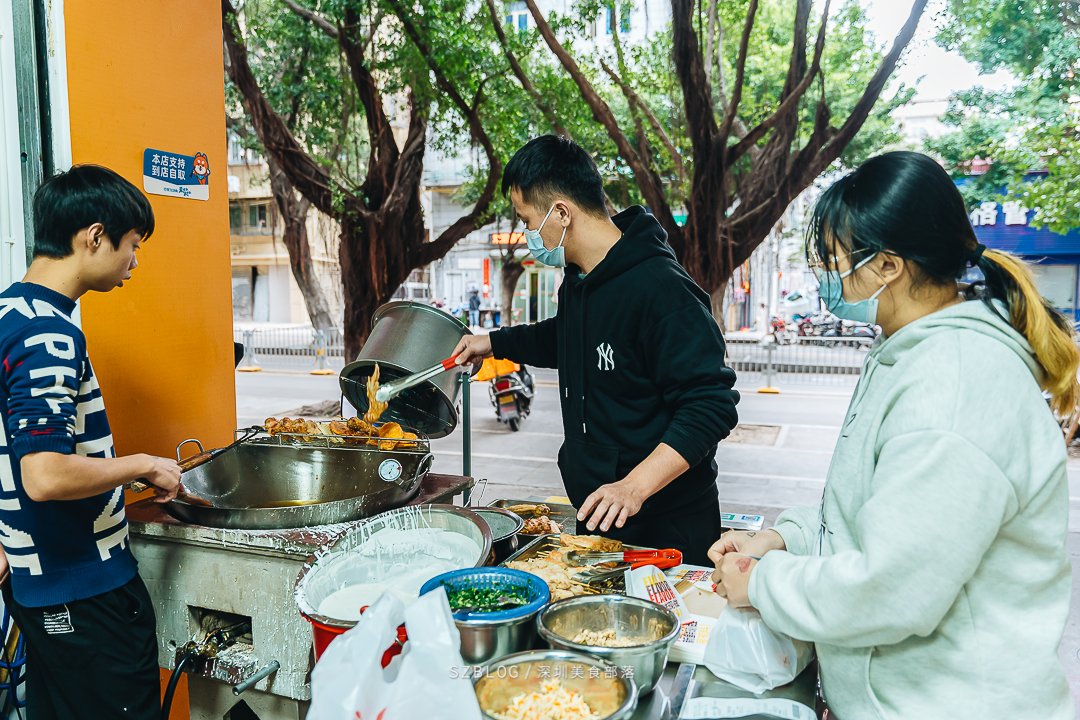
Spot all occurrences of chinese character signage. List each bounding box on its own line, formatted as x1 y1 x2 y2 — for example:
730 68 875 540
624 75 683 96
969 200 1030 227
489 231 525 245
142 148 210 201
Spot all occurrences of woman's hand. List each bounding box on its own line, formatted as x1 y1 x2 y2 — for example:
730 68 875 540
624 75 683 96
713 553 757 608
707 529 786 565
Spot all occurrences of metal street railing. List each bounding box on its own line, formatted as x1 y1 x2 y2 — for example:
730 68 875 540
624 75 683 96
234 326 345 371
726 337 873 386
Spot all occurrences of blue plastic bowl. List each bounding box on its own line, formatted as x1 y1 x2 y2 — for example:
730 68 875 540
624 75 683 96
420 567 550 622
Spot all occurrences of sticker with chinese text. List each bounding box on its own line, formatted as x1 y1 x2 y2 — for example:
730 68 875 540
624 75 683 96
143 148 210 200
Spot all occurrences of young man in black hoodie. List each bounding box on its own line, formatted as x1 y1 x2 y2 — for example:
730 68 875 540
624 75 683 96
453 136 739 565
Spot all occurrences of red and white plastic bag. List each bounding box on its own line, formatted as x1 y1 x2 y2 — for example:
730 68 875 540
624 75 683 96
307 587 482 720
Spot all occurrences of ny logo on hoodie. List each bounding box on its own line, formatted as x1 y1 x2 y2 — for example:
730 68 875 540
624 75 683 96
597 343 615 371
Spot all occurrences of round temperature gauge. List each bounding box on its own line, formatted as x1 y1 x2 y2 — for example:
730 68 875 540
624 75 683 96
378 458 403 483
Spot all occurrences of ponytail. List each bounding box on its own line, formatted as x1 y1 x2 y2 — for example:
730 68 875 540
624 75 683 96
972 246 1080 417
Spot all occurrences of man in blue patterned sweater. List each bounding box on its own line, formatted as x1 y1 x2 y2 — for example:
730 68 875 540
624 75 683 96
0 165 181 719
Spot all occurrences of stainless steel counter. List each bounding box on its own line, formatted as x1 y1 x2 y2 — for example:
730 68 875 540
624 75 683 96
629 662 818 720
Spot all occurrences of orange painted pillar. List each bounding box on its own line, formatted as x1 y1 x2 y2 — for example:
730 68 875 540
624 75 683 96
63 1 236 717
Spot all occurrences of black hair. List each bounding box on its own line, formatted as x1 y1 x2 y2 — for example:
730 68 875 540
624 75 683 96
32 164 155 259
807 150 1078 414
501 135 608 217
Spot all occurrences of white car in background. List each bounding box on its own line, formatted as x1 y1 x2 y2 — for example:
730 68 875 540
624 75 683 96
780 288 815 319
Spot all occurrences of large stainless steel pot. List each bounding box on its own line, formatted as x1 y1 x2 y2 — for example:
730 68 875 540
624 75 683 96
340 301 472 438
295 504 494 632
164 436 433 530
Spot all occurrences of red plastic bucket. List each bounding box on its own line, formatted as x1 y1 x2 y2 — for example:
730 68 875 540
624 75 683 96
303 605 408 663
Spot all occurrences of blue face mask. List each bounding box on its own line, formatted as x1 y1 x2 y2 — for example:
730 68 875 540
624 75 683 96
814 253 888 325
523 203 567 267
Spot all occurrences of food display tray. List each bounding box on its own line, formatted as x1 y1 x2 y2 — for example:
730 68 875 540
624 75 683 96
488 499 578 536
499 533 652 595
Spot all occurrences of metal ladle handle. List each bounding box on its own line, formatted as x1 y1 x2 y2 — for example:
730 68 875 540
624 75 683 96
233 660 279 696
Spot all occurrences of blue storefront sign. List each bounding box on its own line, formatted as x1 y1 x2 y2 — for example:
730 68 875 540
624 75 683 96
142 148 210 201
959 177 1080 321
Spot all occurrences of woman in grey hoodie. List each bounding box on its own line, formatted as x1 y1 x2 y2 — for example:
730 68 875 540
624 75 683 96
710 151 1078 720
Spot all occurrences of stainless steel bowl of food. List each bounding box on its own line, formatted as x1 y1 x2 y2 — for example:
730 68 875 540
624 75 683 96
470 507 526 565
537 595 680 695
420 568 549 666
474 649 637 720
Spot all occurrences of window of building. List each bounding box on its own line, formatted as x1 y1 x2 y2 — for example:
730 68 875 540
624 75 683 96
505 11 528 31
621 8 630 32
606 7 613 33
227 133 263 166
229 204 242 231
249 204 268 233
1031 264 1077 311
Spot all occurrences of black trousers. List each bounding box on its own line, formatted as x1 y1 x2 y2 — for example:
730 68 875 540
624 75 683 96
2 574 160 720
599 495 723 567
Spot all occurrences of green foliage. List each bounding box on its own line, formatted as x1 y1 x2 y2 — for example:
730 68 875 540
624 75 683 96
457 0 909 217
929 0 1079 234
236 0 909 230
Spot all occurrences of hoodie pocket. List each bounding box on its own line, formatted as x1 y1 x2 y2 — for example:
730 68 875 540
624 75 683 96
558 437 619 508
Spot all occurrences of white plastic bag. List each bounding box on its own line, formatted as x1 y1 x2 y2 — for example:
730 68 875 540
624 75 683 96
307 587 482 720
702 606 814 694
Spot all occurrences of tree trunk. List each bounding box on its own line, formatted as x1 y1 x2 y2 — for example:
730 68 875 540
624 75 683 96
338 186 428 360
500 257 526 328
267 155 336 331
711 280 728 334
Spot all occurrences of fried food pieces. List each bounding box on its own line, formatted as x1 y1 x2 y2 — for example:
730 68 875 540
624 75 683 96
262 364 420 449
364 363 388 425
505 504 550 517
506 534 624 600
522 516 562 534
505 504 564 534
559 534 621 553
262 414 419 450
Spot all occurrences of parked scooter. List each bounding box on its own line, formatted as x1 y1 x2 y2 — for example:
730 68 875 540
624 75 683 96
823 318 876 346
479 359 535 431
770 316 798 345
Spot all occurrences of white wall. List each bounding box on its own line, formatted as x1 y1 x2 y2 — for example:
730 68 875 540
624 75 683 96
0 1 28 291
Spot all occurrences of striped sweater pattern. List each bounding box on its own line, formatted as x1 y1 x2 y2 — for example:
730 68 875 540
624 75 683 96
0 282 137 607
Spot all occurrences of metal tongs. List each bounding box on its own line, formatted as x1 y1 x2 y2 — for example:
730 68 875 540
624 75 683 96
566 548 683 586
564 548 683 568
373 355 461 403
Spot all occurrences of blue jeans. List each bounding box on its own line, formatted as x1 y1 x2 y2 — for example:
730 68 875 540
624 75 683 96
469 310 479 327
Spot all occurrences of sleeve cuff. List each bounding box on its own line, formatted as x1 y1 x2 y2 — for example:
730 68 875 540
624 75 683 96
772 520 811 557
12 434 75 459
488 328 512 361
661 426 707 468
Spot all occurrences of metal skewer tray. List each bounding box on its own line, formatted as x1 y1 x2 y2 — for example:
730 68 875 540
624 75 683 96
500 533 652 595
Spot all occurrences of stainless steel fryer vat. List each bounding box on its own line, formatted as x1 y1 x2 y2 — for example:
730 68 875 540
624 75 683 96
164 431 434 530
